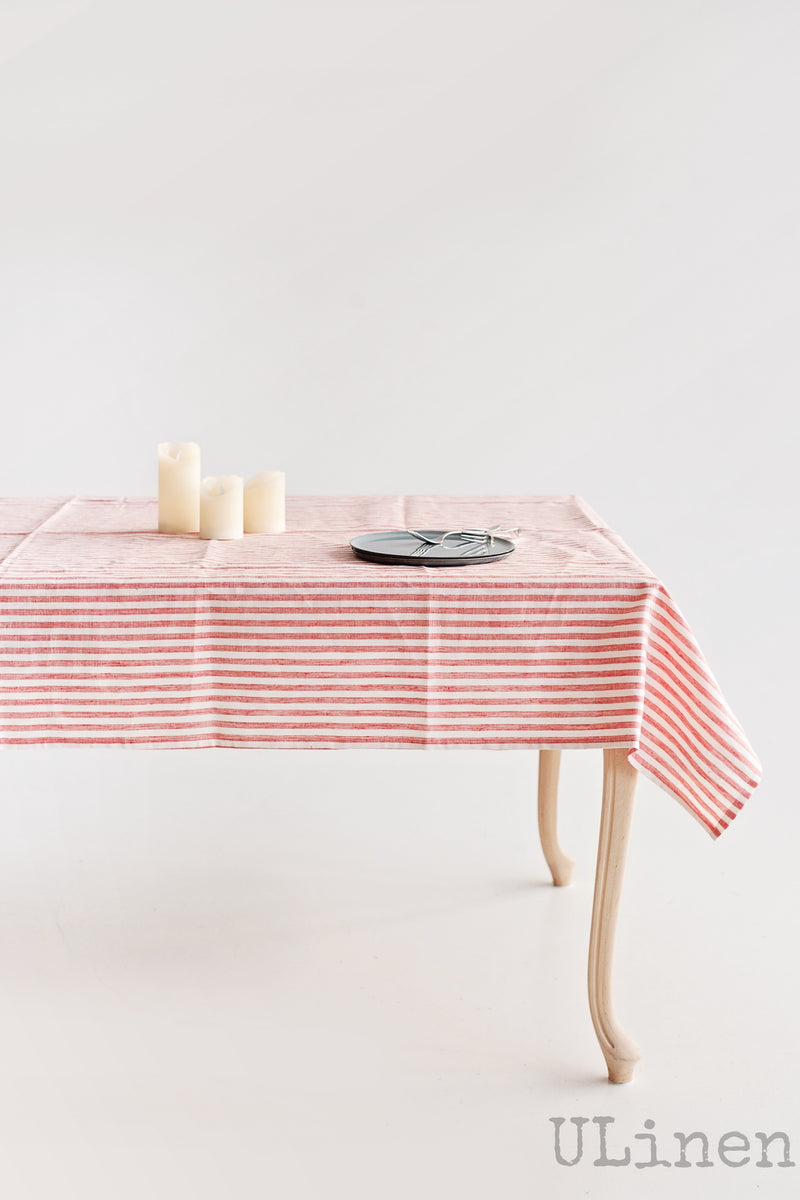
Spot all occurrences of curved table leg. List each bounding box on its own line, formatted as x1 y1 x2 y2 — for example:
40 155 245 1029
537 749 575 886
588 748 641 1084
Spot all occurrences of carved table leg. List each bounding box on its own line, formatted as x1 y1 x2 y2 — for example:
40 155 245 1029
588 748 640 1083
537 749 575 886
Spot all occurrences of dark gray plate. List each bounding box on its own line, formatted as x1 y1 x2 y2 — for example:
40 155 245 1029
350 530 515 567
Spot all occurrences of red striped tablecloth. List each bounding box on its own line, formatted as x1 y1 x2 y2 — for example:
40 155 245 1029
0 495 760 838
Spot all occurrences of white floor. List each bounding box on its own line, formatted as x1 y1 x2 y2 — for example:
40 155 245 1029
0 748 795 1199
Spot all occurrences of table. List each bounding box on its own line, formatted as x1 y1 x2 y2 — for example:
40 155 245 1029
0 494 761 1082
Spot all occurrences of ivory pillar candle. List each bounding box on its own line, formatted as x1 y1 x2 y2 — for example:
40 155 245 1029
244 471 286 534
199 476 244 540
158 441 200 533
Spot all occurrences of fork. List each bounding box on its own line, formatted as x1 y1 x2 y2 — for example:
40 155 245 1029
409 536 486 558
408 526 509 547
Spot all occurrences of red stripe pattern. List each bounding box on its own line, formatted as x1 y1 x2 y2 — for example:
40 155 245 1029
0 495 760 837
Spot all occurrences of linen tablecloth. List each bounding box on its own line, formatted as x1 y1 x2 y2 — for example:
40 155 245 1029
0 495 760 838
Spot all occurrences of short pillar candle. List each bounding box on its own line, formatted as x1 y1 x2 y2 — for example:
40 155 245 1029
158 442 200 533
244 471 286 534
199 476 244 540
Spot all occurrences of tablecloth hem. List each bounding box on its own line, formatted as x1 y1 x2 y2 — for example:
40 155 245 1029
628 751 723 840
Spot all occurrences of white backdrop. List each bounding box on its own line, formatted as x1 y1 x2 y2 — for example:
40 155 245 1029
0 3 798 1198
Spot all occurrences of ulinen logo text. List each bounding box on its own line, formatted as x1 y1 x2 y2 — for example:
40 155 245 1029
550 1117 795 1169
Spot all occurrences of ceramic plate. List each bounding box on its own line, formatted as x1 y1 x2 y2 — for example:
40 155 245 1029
349 530 515 567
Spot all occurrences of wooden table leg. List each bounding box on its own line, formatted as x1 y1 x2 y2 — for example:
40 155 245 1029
588 748 641 1083
537 749 575 886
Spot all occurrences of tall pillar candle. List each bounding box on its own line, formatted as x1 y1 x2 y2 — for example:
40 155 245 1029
244 471 286 534
199 476 244 540
158 442 200 533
